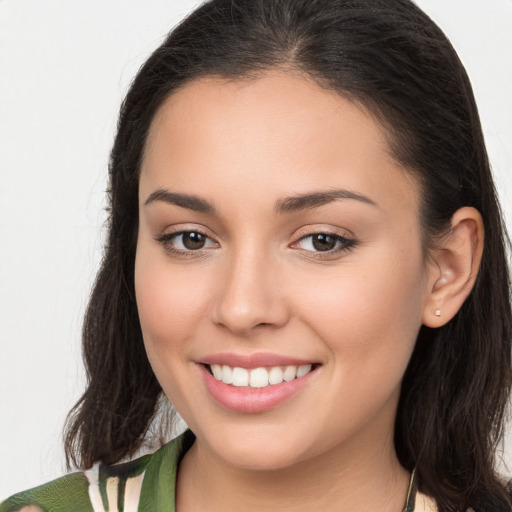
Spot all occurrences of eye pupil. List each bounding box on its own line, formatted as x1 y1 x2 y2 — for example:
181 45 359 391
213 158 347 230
183 232 206 250
312 234 336 251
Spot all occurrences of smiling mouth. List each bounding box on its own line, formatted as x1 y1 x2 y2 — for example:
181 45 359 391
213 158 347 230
205 363 319 389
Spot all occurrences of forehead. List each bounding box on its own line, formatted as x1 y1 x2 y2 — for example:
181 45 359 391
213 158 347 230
141 71 419 217
146 71 390 162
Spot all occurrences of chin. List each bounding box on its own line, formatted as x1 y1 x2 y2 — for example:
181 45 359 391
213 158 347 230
220 442 305 472
192 419 318 472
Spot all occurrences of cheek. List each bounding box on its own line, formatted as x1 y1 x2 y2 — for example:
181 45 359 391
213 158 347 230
134 245 209 360
292 249 426 373
134 245 215 413
290 256 426 438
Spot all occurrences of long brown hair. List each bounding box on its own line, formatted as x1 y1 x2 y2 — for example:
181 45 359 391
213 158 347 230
64 1 512 509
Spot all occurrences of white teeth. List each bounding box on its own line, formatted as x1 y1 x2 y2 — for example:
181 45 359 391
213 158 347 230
211 364 223 380
232 367 249 387
283 365 297 382
249 367 269 388
268 366 284 385
222 365 233 384
209 363 314 388
297 364 312 378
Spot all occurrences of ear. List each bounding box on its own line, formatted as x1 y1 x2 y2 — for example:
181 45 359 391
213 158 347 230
422 207 484 327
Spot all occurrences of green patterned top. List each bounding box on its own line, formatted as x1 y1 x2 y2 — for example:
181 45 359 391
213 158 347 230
1 430 419 512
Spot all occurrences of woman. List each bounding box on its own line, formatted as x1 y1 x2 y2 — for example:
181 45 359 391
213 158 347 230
2 0 511 510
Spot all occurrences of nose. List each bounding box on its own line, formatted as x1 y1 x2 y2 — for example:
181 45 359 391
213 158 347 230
210 246 290 336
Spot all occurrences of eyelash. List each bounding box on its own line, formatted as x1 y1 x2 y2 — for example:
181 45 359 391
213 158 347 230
154 229 217 257
154 230 357 258
292 232 357 256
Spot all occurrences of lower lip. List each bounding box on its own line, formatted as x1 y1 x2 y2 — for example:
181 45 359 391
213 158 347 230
200 365 317 413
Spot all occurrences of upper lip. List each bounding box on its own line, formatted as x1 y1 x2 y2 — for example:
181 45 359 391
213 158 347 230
200 352 319 369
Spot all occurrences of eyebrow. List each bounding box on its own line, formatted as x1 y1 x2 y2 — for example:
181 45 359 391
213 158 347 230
144 187 377 214
274 189 378 214
144 189 215 213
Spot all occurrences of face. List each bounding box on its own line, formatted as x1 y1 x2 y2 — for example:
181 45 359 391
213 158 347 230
135 72 433 471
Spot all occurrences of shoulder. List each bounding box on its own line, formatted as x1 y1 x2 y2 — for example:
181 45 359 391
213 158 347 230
0 431 193 512
0 471 91 512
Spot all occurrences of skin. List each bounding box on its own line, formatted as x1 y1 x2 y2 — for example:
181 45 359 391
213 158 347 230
135 71 484 511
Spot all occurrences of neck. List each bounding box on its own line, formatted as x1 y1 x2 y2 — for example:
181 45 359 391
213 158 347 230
176 427 411 512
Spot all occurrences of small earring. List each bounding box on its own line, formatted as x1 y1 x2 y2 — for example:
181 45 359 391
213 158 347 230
435 309 441 317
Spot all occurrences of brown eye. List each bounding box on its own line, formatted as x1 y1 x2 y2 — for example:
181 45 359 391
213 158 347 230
311 234 336 251
294 232 356 255
181 231 207 250
155 230 218 254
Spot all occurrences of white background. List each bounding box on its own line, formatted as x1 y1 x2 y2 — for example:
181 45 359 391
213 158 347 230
0 0 511 500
